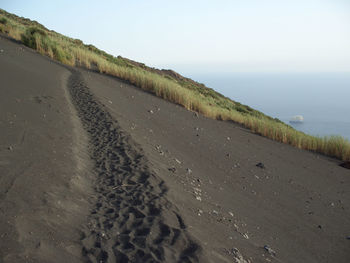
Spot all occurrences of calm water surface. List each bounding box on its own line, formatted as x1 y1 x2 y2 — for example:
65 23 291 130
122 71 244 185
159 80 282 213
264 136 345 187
187 72 350 140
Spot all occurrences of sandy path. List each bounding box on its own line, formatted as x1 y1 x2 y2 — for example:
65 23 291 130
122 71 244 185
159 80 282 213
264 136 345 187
68 71 203 262
1 35 204 263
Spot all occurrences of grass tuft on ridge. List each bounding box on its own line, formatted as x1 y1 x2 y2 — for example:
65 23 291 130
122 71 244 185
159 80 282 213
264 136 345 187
1 8 349 162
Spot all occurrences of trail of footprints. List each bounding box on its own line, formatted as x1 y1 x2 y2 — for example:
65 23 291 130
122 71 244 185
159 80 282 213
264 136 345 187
68 71 201 263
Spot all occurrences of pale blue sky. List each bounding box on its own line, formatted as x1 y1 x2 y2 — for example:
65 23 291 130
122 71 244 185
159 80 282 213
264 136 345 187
1 0 349 73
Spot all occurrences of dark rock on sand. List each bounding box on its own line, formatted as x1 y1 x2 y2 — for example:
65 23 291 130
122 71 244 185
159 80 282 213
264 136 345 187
263 245 276 256
168 167 176 173
256 162 265 169
339 161 350 169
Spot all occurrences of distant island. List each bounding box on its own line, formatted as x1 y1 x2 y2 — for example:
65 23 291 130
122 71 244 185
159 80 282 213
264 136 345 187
289 115 304 124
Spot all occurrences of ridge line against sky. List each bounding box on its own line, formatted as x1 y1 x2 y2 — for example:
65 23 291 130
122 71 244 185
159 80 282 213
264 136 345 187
1 0 350 74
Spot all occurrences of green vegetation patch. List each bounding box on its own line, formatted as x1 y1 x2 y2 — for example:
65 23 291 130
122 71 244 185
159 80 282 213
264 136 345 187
0 17 7 24
21 26 46 49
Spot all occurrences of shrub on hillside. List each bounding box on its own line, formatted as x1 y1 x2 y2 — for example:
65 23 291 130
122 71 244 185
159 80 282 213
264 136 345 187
73 38 83 45
21 26 46 49
0 17 7 24
0 17 8 33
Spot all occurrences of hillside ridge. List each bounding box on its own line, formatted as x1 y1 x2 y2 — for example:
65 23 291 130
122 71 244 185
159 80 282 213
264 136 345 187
1 8 349 162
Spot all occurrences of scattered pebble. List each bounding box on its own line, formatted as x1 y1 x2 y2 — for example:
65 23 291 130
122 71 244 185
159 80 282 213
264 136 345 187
227 137 231 140
8 146 13 151
148 110 154 114
212 210 219 215
168 167 176 173
175 158 181 164
228 212 234 217
256 162 265 169
194 112 199 117
193 188 201 195
242 233 249 239
263 245 276 256
186 168 192 174
193 187 202 202
108 100 113 104
155 145 164 156
236 163 241 167
225 248 250 263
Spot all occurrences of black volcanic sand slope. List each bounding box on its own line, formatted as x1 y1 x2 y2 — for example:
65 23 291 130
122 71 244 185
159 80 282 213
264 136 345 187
68 71 202 263
82 69 350 263
2 33 349 263
0 36 92 263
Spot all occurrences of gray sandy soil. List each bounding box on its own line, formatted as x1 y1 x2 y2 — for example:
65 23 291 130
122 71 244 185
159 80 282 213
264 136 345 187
82 72 350 263
0 36 93 262
1 35 350 263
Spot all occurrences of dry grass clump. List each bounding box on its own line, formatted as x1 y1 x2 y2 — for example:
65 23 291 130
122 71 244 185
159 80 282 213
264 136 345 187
1 9 349 161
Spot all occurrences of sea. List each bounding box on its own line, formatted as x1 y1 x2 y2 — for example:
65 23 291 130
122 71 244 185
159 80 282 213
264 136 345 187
186 72 350 140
